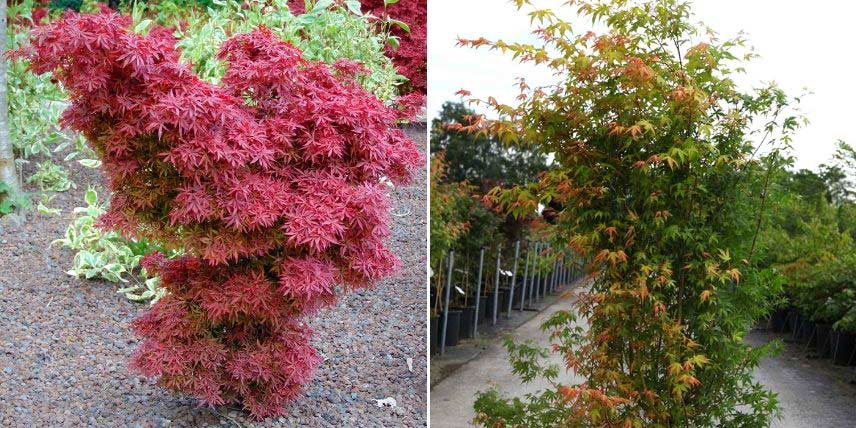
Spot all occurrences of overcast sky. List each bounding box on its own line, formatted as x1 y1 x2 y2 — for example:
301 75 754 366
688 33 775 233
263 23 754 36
428 0 856 170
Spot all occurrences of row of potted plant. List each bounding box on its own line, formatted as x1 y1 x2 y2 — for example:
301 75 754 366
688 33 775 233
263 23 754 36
769 305 856 366
767 254 856 366
429 246 578 354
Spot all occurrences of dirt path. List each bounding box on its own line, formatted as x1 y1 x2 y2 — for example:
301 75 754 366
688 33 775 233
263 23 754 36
0 125 427 428
431 291 856 428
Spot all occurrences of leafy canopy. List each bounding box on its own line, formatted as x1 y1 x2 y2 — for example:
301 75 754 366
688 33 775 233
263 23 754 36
158 0 405 102
431 101 547 191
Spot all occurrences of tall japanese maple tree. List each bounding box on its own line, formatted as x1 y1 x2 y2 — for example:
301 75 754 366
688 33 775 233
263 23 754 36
15 11 419 419
460 0 800 426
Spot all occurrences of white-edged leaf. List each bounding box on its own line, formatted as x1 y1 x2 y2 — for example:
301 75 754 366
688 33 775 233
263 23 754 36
78 159 102 168
37 202 61 216
312 0 333 12
345 0 361 15
134 19 153 34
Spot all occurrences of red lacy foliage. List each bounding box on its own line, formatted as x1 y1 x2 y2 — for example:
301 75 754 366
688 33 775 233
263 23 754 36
287 0 427 96
16 11 419 419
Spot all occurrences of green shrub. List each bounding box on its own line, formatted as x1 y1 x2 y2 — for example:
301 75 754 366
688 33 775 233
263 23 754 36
6 6 67 159
755 147 856 332
429 153 474 269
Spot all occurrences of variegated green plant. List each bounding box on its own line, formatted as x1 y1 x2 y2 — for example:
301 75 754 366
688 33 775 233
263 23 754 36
117 275 167 303
52 188 168 303
8 2 98 190
7 24 66 159
28 160 73 192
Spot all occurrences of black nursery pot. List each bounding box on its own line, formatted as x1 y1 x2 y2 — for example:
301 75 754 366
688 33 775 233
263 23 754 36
440 310 462 347
831 331 856 366
456 306 476 339
473 294 488 324
487 288 508 318
429 316 439 355
498 287 512 312
481 292 494 321
815 323 832 358
786 308 800 335
796 319 815 345
484 290 507 320
769 308 789 333
513 284 524 306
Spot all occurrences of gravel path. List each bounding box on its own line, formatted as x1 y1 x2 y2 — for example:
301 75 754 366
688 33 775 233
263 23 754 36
430 289 856 428
749 330 856 427
0 125 427 428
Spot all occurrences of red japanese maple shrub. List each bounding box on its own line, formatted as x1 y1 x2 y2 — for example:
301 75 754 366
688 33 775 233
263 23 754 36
16 11 420 419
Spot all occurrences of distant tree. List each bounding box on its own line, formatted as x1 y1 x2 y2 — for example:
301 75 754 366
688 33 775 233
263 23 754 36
822 142 856 237
430 101 547 191
783 169 829 209
822 141 856 204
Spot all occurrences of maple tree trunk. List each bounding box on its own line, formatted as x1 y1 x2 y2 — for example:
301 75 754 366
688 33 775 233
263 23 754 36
0 2 18 192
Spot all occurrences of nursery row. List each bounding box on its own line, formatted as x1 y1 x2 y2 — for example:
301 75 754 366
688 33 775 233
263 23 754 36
769 307 856 369
429 242 586 355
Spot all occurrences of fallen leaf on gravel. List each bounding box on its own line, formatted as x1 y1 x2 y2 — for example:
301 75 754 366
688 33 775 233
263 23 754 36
375 397 397 408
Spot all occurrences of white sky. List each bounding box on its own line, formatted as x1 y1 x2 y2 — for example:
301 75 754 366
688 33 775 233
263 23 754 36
428 0 856 170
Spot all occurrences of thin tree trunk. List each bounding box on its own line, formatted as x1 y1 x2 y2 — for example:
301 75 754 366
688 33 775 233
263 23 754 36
0 3 18 192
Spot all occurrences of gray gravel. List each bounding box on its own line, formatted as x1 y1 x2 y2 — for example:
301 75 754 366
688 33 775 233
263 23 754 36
0 125 427 427
749 329 856 428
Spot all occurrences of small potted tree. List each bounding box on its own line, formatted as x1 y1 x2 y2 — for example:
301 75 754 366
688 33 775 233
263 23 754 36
452 256 477 339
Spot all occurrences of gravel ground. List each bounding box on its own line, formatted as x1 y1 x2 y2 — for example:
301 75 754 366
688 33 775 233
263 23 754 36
0 125 427 428
749 329 856 427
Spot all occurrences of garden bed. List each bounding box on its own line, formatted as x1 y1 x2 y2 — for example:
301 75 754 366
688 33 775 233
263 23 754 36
0 125 427 427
